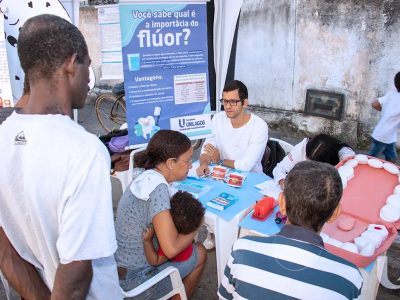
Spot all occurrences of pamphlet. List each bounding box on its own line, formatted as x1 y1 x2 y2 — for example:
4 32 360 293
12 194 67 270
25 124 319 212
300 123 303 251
172 178 212 199
206 192 239 211
254 180 282 199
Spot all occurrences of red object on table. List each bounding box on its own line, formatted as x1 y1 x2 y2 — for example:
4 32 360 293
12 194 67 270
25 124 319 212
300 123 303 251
252 196 276 221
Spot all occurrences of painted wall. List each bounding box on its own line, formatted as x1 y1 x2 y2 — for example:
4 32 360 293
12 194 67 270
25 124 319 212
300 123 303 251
236 0 400 146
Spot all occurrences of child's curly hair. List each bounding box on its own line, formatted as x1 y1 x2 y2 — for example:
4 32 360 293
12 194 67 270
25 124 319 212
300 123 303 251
170 191 205 234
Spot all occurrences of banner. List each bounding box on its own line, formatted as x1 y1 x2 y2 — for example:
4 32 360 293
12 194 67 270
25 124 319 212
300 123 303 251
119 3 211 147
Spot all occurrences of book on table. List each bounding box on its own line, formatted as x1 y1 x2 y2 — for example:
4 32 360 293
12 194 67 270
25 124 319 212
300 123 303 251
206 192 239 211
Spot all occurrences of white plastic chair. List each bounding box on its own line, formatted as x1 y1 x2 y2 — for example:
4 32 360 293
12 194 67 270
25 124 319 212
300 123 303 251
120 266 187 300
111 147 146 193
270 137 294 154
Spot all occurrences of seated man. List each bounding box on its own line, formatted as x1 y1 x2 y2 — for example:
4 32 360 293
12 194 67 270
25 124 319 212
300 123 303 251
196 80 268 176
219 161 363 299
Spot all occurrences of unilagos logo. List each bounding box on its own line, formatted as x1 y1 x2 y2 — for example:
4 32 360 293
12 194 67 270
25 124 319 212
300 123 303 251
178 118 205 128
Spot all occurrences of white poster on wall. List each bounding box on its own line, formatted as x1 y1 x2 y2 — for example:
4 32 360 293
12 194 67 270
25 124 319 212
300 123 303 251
0 20 12 108
97 5 123 80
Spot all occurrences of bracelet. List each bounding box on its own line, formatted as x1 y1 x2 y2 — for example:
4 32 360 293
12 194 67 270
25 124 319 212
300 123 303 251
217 159 224 165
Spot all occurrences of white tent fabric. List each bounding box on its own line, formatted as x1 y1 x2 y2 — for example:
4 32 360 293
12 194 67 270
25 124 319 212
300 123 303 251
213 0 243 112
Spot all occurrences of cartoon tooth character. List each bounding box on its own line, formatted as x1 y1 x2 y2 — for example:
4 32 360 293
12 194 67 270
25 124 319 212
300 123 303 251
136 116 156 139
1 0 95 104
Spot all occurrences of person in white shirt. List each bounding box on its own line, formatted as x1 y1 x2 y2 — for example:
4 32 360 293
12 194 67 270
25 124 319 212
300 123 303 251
0 15 121 299
368 72 400 163
196 80 268 176
273 134 355 189
196 80 268 249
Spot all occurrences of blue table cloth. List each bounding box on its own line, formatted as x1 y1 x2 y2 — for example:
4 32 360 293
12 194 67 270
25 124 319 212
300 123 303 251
185 172 269 222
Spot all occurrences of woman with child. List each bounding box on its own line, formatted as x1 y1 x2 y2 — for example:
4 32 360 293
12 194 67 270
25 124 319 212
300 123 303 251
115 130 206 298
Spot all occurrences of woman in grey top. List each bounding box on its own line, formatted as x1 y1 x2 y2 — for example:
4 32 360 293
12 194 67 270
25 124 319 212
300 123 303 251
115 130 206 298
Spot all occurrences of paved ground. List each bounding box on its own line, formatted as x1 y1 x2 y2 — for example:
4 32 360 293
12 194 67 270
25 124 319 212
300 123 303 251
1 95 400 299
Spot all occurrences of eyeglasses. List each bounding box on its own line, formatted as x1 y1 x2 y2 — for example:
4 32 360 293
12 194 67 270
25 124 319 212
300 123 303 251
173 157 193 164
219 99 242 106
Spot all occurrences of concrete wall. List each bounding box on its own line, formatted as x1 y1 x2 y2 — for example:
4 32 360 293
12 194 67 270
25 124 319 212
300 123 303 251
236 0 400 147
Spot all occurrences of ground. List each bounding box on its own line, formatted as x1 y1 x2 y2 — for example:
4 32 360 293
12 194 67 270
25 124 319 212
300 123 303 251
1 96 400 299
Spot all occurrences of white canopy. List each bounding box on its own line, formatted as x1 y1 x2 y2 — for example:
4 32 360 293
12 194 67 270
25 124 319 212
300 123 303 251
213 0 243 112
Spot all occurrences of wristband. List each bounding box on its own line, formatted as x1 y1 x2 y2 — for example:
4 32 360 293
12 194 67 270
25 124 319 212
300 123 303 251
217 159 224 165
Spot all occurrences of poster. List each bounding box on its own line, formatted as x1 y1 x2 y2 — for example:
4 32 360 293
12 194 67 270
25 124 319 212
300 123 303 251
98 5 123 80
119 3 211 147
0 20 12 108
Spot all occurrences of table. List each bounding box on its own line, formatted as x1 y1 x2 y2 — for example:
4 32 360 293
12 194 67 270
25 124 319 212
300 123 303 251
239 211 381 300
186 170 269 285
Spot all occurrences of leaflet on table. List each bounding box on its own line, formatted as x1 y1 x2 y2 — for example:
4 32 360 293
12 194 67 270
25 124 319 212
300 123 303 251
171 178 212 199
206 192 239 211
254 180 282 199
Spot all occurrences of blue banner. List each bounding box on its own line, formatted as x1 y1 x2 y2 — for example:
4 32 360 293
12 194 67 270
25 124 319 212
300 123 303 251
119 3 211 147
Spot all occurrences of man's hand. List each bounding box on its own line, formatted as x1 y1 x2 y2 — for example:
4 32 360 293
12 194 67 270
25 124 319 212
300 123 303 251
142 227 155 242
203 144 221 163
0 228 51 300
197 152 213 176
196 164 210 177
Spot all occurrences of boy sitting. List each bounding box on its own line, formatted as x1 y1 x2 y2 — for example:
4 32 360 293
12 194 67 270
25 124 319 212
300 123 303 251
219 160 363 299
143 191 205 266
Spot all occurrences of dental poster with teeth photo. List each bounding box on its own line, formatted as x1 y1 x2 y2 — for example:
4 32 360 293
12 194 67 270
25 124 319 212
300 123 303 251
119 2 212 147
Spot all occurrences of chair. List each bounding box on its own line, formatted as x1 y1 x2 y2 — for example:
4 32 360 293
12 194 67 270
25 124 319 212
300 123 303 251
111 147 146 193
269 137 294 154
261 138 294 177
120 266 187 300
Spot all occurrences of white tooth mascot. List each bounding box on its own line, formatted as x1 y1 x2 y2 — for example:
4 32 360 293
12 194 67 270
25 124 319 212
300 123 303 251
1 0 95 104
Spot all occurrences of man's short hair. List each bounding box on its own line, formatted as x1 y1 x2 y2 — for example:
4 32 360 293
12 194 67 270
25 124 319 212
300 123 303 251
170 191 205 234
284 160 342 232
18 14 88 83
394 72 400 92
223 80 248 101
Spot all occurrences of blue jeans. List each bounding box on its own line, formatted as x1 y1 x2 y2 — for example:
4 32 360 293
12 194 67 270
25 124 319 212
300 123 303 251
368 137 397 161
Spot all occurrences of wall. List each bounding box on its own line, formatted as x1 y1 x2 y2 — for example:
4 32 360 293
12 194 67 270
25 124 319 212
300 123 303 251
236 0 400 147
